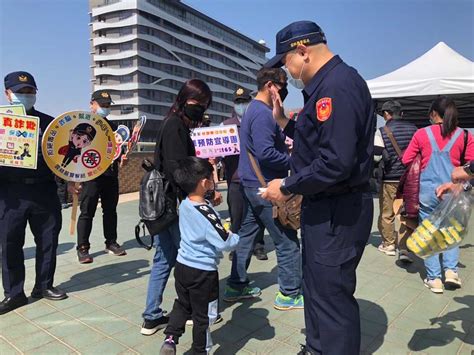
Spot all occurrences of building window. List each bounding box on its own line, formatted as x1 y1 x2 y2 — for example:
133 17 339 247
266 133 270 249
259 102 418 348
120 27 133 36
119 11 133 20
121 105 134 114
99 45 107 54
120 58 133 67
120 75 133 83
121 91 133 99
120 42 133 51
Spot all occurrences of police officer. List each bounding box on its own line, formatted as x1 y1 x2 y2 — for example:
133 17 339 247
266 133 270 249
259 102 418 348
0 71 67 314
71 90 126 263
261 22 375 354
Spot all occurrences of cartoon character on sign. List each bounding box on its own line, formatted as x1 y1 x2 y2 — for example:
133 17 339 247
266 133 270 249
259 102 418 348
58 123 96 168
18 143 32 160
114 125 130 160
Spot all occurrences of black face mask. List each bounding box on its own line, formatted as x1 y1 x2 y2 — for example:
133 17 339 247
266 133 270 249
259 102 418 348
184 103 206 122
279 86 288 102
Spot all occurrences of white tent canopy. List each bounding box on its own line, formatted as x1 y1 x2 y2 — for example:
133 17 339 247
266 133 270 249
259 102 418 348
367 42 474 126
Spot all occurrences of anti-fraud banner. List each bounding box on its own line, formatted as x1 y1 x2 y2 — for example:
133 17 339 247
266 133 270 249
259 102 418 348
191 124 240 159
0 113 40 169
42 111 116 182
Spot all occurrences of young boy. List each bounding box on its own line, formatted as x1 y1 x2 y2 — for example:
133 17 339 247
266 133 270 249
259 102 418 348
160 157 239 355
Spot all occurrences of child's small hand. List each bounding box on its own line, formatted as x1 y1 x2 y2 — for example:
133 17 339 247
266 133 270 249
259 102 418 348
68 182 82 195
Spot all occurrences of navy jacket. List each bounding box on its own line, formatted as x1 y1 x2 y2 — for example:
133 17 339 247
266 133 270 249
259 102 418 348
284 55 375 195
380 119 417 181
0 107 56 184
238 99 289 188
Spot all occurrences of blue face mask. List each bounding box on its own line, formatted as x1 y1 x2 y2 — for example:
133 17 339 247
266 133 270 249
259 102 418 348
234 103 249 118
96 107 111 117
10 93 36 111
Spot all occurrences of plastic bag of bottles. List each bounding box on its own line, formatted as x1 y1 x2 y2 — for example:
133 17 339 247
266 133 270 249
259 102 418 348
407 183 472 258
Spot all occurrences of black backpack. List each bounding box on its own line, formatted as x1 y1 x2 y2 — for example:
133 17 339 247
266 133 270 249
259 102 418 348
135 125 178 250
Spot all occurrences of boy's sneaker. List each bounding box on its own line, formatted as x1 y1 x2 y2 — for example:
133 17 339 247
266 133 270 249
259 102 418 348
424 278 444 294
444 270 462 289
254 247 268 261
186 313 223 326
378 243 396 256
141 315 169 336
398 250 413 263
105 242 127 256
159 336 176 355
223 285 261 302
77 246 93 264
274 292 304 311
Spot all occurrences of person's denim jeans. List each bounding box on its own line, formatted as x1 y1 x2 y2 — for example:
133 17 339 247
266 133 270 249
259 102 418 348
227 186 301 297
142 221 180 321
424 246 459 280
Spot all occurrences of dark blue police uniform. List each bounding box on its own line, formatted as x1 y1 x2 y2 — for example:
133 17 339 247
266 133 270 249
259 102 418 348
0 73 66 313
266 22 376 354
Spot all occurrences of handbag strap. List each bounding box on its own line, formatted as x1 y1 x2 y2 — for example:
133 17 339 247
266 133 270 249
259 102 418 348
383 126 403 159
247 150 267 188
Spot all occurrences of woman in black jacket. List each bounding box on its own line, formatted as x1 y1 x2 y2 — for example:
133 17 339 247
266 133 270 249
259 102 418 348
141 79 222 335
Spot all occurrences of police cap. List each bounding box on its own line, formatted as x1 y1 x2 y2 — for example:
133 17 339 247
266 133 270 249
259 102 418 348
233 87 252 103
91 90 114 106
73 123 97 141
4 71 38 92
265 21 327 68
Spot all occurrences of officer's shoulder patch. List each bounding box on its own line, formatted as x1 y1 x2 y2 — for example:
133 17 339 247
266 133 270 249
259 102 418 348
194 204 229 241
316 97 332 122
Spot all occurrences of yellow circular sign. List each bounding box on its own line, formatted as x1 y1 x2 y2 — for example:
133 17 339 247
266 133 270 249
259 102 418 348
42 111 116 182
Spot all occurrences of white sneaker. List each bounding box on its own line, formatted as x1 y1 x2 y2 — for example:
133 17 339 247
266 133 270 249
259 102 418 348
378 244 396 256
398 250 413 263
444 270 462 288
424 278 444 294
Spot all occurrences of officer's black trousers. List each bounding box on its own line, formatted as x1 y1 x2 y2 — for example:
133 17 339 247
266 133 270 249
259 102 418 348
77 176 119 248
301 192 373 355
0 183 62 298
227 182 264 249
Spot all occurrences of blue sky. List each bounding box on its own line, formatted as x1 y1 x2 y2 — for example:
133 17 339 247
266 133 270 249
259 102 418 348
0 0 472 117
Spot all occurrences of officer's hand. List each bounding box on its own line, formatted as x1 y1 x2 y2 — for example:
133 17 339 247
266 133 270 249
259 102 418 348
261 179 287 202
68 182 82 195
212 191 223 206
451 166 470 183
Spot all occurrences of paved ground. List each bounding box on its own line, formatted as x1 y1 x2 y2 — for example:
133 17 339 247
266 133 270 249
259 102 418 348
1 186 473 354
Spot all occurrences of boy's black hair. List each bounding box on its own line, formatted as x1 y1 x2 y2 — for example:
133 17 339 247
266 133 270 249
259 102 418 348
173 157 213 194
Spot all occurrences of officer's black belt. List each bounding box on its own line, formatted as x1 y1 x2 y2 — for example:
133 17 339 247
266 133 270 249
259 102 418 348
309 183 370 200
0 177 55 185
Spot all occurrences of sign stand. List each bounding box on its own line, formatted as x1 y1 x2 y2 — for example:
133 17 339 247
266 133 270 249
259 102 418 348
69 182 80 235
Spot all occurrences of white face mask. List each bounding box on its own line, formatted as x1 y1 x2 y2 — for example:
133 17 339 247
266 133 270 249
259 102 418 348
284 53 306 90
96 107 111 117
234 102 249 119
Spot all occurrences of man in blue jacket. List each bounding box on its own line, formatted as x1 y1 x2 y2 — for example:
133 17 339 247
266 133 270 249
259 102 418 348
224 67 303 310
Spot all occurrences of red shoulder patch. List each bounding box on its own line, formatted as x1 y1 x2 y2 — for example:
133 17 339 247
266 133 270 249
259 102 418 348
316 97 332 122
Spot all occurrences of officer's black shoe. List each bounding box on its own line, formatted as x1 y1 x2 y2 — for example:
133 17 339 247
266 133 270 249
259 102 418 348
31 287 68 301
254 248 268 261
77 246 93 264
105 242 127 256
0 293 28 315
297 344 312 355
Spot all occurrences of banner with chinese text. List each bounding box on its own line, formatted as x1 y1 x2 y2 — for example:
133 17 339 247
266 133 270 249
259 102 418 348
191 124 240 159
0 113 40 169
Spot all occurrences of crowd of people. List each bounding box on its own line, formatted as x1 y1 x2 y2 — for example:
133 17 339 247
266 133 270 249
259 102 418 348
1 19 473 355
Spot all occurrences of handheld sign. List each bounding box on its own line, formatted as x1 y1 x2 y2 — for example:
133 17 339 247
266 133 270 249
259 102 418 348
114 124 130 161
125 115 147 157
191 124 240 159
0 113 40 170
42 111 116 235
0 104 26 115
